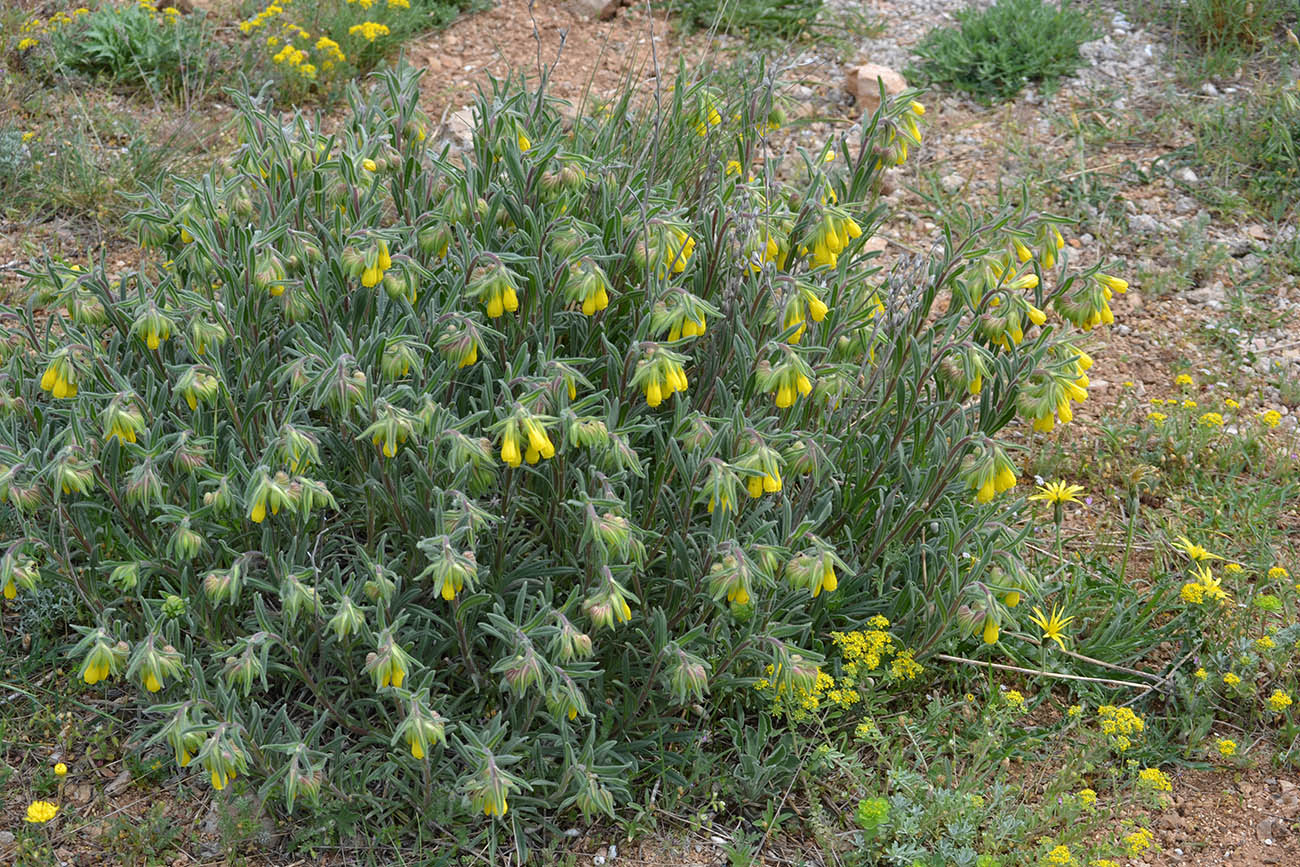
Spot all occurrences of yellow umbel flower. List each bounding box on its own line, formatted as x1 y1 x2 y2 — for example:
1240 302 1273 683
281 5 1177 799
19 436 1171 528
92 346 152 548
348 20 390 41
1137 766 1171 792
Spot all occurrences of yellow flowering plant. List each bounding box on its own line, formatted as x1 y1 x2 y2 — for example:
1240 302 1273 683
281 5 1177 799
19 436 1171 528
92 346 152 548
2 62 1131 845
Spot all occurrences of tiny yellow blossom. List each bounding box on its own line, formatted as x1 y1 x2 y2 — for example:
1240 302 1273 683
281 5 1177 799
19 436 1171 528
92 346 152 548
1215 738 1236 757
1223 672 1241 687
1267 689 1292 712
54 762 67 776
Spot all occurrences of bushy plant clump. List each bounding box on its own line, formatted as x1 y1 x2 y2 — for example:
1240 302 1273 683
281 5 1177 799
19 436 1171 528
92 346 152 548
670 0 823 40
909 0 1095 102
236 0 472 97
14 1 216 98
0 63 1127 851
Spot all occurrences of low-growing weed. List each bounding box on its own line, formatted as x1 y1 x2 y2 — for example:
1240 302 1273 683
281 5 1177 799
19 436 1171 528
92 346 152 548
909 0 1095 102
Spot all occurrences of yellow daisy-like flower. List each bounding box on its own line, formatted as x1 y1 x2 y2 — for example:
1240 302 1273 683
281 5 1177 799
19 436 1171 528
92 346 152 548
1028 480 1084 505
1173 535 1221 561
1028 604 1074 651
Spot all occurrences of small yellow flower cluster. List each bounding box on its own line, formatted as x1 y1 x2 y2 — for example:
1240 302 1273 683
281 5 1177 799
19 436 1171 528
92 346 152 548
832 616 894 671
1198 411 1225 427
1097 704 1144 752
1123 828 1154 857
1223 672 1241 687
14 6 92 51
1077 787 1097 808
1003 689 1026 710
349 20 391 41
1268 689 1293 712
753 665 834 719
1215 738 1237 757
1043 844 1075 866
1268 565 1289 580
239 1 287 34
1260 409 1282 428
1137 766 1172 792
890 649 922 680
241 0 359 82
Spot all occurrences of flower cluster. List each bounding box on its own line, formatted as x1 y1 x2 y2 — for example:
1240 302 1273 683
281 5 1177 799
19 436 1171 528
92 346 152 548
1097 704 1144 752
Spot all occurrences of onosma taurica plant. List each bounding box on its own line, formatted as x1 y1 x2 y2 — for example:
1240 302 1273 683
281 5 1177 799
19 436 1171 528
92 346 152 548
1 64 1127 852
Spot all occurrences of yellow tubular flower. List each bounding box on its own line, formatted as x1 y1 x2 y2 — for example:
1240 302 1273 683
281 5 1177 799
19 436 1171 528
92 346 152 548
499 420 522 468
982 616 999 644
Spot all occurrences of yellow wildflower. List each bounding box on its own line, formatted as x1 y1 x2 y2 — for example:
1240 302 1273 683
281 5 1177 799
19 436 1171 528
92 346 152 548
25 801 59 823
1137 767 1171 792
1028 480 1084 505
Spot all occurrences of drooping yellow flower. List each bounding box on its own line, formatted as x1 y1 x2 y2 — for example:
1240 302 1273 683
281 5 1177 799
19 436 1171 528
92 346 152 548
982 616 999 644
